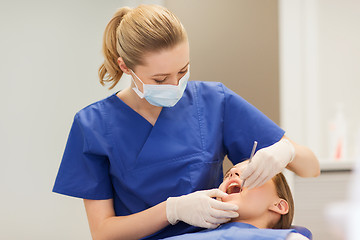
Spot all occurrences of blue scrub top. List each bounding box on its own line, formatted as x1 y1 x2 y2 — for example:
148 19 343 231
160 222 297 240
53 81 285 239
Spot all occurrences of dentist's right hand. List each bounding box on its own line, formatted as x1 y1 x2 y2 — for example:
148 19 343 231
166 189 239 229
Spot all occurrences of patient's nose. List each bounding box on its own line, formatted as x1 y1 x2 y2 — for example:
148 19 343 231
229 167 241 178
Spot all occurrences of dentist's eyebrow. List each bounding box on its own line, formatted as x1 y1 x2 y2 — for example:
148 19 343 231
151 62 189 77
180 62 190 70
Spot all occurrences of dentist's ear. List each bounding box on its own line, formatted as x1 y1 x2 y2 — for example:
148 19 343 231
269 199 289 215
117 57 131 74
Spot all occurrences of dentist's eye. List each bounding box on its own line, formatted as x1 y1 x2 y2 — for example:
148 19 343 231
179 69 188 74
154 78 166 83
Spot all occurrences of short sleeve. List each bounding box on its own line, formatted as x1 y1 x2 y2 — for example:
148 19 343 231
222 84 285 164
52 114 113 200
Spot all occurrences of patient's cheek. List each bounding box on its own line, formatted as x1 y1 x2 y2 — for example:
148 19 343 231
220 194 232 202
220 196 241 210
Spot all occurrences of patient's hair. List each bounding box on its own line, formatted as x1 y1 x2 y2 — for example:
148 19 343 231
271 173 294 229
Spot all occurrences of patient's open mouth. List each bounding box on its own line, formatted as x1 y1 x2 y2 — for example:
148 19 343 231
226 182 242 194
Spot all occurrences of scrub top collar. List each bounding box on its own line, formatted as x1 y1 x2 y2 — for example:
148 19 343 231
112 91 168 127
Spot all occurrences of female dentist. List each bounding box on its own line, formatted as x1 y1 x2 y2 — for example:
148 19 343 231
52 4 320 240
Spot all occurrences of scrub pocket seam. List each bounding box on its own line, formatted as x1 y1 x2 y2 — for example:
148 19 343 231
192 83 206 152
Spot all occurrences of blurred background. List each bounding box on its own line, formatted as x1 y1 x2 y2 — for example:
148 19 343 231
0 0 359 239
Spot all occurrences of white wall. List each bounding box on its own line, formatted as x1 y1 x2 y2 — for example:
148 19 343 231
0 0 162 239
317 0 360 161
279 0 360 239
279 0 360 162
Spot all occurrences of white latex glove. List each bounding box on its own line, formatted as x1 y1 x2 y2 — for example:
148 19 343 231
240 139 295 189
166 189 239 229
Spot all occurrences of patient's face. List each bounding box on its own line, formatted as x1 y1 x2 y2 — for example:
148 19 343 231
219 161 279 220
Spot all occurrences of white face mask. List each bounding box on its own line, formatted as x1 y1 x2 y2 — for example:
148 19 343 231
130 67 190 107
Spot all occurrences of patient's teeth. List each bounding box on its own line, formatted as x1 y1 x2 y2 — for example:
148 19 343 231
229 182 239 187
227 181 241 194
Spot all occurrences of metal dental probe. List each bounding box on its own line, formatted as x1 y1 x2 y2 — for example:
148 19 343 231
240 141 258 192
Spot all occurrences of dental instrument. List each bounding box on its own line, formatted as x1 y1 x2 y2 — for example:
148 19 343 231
240 141 258 191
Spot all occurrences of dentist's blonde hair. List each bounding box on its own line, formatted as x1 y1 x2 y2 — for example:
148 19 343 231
99 4 188 89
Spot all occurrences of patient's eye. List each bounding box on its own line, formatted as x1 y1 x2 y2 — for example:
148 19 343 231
224 171 230 180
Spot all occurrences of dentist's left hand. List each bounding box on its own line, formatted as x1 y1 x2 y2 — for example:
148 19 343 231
166 189 239 229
